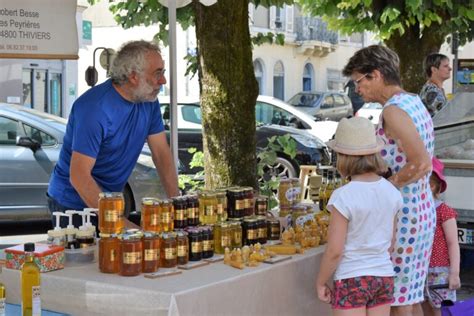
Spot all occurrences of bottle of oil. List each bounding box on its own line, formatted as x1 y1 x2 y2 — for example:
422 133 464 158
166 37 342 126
318 169 328 211
21 242 41 316
0 281 5 316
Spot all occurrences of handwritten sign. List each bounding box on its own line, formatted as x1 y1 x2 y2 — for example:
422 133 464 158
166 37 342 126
0 0 78 59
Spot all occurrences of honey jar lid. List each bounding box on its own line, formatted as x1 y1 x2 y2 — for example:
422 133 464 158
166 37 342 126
99 192 124 198
99 233 118 238
143 231 158 238
120 232 142 241
142 197 161 206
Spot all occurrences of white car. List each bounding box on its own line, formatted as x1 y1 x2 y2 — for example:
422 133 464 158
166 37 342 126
357 102 383 124
158 95 338 142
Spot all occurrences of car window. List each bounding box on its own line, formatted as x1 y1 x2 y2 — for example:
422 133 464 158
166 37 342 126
287 93 321 107
333 94 346 107
181 104 202 124
22 123 57 146
321 96 334 109
0 116 20 145
256 101 294 126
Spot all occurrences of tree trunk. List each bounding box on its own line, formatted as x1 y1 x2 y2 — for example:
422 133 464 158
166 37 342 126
385 24 447 93
193 0 259 189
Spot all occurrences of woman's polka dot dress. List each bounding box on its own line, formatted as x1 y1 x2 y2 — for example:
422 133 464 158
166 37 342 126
376 92 436 306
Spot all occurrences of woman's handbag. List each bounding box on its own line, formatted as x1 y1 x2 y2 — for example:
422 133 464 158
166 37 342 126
429 284 474 316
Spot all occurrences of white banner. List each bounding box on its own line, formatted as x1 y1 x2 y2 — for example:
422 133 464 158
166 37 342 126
0 0 78 59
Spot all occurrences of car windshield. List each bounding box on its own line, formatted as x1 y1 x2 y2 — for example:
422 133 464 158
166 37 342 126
287 93 321 108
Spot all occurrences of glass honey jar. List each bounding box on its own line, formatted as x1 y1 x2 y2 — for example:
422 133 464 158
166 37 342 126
186 195 199 226
255 195 269 216
227 188 245 219
141 197 162 233
278 179 292 208
187 228 203 261
176 230 189 265
160 232 177 268
267 218 281 241
213 222 232 254
173 197 188 229
229 220 243 249
99 233 120 274
215 191 228 223
119 233 143 277
142 232 160 273
99 192 125 234
256 216 267 244
242 187 255 216
198 191 218 225
161 199 174 232
242 217 258 246
201 226 214 259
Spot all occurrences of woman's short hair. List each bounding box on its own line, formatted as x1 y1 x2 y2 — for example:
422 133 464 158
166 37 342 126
423 53 449 78
109 40 161 85
342 45 401 86
336 152 388 179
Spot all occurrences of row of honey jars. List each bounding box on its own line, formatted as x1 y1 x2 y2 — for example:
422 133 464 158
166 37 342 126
185 226 214 261
278 178 301 208
241 216 268 246
98 192 125 234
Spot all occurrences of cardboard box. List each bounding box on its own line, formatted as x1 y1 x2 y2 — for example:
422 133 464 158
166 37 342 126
4 243 65 272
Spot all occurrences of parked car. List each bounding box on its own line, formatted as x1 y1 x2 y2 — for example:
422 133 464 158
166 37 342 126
0 103 167 221
159 98 330 178
357 102 383 124
287 91 353 121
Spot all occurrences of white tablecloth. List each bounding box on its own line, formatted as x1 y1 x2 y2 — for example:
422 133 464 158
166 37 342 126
0 246 330 316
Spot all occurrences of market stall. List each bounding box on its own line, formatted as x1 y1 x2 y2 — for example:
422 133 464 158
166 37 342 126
0 245 328 316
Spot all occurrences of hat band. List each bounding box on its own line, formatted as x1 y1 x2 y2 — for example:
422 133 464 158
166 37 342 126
333 141 379 151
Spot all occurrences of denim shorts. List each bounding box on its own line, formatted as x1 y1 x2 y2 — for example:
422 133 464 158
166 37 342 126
332 276 395 309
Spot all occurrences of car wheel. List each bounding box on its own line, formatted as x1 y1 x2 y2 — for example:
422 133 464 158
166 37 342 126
123 184 135 220
262 156 298 181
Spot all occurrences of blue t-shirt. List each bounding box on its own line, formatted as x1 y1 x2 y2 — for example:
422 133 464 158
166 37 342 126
48 79 164 208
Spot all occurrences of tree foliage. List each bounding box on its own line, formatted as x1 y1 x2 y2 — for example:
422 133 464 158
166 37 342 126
298 0 474 92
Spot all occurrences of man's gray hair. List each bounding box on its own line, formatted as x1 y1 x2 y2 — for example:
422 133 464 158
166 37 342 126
109 40 161 85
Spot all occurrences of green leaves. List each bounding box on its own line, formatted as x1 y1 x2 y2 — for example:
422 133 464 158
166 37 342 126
251 32 286 46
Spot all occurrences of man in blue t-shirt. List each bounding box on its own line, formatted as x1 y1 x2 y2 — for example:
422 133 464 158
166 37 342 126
47 40 179 228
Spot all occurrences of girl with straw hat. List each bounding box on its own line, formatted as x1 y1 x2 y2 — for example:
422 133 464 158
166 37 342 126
316 117 403 316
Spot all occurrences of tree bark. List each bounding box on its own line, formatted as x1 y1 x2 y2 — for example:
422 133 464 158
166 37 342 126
193 0 259 189
385 24 447 93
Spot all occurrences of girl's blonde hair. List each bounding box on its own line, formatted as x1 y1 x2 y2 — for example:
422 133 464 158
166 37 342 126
336 152 387 178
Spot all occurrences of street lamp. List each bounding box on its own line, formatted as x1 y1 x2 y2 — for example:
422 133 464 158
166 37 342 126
85 47 115 87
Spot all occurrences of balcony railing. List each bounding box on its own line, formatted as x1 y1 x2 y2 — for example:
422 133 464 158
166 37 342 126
295 16 338 45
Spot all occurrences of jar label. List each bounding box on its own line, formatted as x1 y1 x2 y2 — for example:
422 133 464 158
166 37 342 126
244 199 250 209
162 212 171 223
247 229 257 239
144 249 158 261
234 232 242 244
177 245 187 257
235 200 244 210
205 205 215 216
123 251 142 264
165 247 177 259
32 285 41 316
221 235 231 247
285 187 301 202
258 228 266 238
105 210 118 222
110 249 117 262
176 209 185 220
150 214 160 226
203 240 212 251
191 241 202 253
217 204 224 215
257 204 267 212
188 207 198 218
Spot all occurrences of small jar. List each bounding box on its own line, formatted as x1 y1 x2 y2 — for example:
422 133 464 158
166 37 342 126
242 218 258 246
214 222 232 254
278 179 292 208
242 187 255 216
291 205 307 228
201 226 214 259
76 229 95 248
198 191 218 225
254 196 268 216
173 197 188 229
160 232 177 268
267 218 281 240
99 192 125 234
227 188 245 219
229 220 243 249
188 228 203 261
216 191 228 222
161 199 174 232
256 216 267 244
119 233 143 277
186 195 200 226
141 197 162 233
176 230 189 265
99 233 120 274
289 178 302 204
142 232 160 273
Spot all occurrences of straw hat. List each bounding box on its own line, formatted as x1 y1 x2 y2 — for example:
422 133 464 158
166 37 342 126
326 117 384 155
431 157 447 193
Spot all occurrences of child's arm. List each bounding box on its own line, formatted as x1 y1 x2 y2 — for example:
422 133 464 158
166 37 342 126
315 205 348 303
442 218 461 290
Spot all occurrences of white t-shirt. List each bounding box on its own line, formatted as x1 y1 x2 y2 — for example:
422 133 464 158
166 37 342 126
328 177 403 280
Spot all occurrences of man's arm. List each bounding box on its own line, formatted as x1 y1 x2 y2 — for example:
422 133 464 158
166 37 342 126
70 151 101 208
147 132 179 198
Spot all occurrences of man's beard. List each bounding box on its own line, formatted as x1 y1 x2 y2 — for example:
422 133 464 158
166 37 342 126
132 77 158 103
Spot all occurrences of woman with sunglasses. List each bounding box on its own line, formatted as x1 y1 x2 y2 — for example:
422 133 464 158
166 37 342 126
342 45 435 316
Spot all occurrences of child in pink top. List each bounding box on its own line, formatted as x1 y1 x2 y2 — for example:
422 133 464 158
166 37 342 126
422 157 461 316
